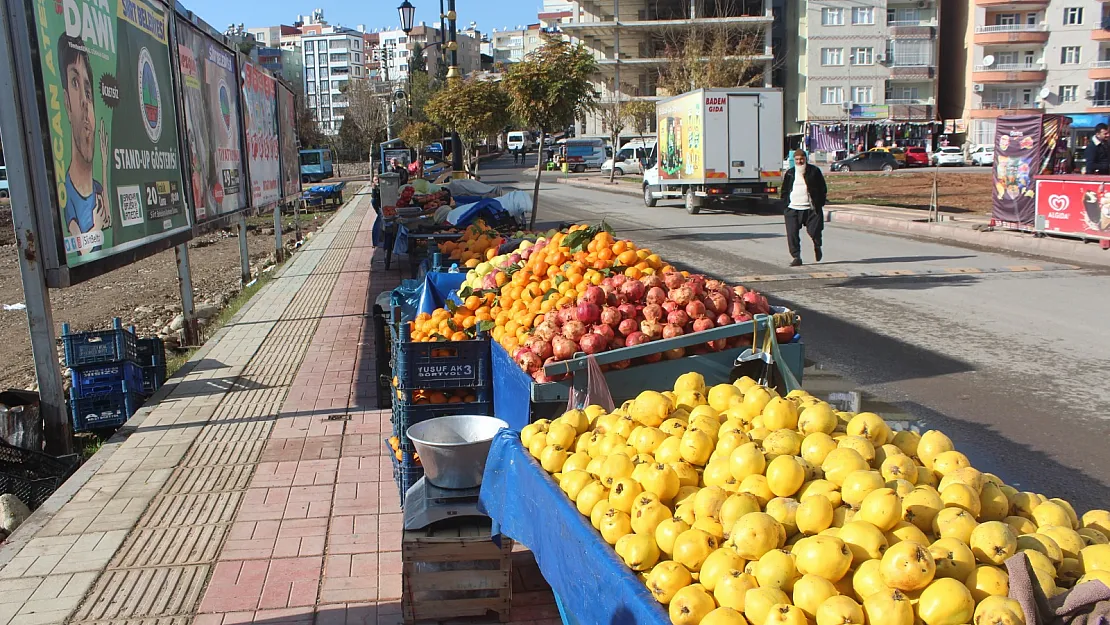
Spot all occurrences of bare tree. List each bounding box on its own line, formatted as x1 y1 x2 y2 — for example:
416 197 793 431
343 79 390 159
655 0 772 94
595 93 630 182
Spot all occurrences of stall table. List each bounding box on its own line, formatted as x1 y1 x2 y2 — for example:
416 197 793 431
479 430 669 625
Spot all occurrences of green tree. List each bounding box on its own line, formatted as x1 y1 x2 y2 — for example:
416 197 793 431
410 43 427 75
425 78 512 174
295 97 324 149
400 121 440 158
502 37 598 227
336 118 368 162
596 96 629 183
624 99 656 142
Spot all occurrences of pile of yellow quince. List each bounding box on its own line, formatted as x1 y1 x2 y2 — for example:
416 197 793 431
522 372 1110 625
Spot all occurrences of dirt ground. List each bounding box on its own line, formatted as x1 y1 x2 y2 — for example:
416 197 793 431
0 205 339 391
826 170 995 214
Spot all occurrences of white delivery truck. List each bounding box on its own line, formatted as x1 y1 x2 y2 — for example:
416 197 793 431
642 88 785 214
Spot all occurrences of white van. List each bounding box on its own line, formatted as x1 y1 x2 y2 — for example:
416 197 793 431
602 139 657 176
506 131 532 153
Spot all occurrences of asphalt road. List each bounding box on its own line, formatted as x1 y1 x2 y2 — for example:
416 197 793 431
480 155 1110 512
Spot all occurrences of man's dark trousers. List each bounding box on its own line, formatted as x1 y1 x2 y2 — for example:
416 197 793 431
785 208 824 261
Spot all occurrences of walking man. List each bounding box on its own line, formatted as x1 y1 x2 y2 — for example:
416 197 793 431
780 150 827 267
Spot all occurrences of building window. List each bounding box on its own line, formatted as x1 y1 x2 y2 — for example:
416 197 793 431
398 36 408 43
887 7 921 24
821 8 844 25
887 86 919 101
307 95 316 107
317 41 327 51
821 48 844 65
306 53 314 65
851 47 874 65
972 120 996 147
400 64 408 72
1059 85 1078 102
306 82 315 94
1063 7 1083 25
995 13 1018 25
821 86 844 104
1024 50 1036 65
852 86 873 104
1061 46 1081 64
353 40 360 49
399 50 409 58
306 69 315 81
321 80 329 91
852 7 874 24
321 94 330 105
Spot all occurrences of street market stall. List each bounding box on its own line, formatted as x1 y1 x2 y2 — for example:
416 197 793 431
991 114 1073 231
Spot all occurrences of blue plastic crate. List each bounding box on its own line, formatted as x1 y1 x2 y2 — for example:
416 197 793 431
69 389 144 432
62 319 138 367
391 400 493 447
387 439 424 505
136 336 166 367
69 361 145 399
392 328 491 391
142 364 167 395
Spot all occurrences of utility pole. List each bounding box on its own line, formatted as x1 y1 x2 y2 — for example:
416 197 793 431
447 0 463 176
382 44 394 140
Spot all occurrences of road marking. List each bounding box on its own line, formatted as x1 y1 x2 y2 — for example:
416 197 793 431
731 263 1079 284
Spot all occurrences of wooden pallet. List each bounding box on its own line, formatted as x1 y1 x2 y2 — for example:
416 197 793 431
402 517 514 624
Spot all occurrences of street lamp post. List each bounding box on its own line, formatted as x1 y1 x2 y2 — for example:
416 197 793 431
399 0 463 176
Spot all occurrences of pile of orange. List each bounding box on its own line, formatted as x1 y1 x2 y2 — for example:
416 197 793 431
406 224 673 354
436 221 505 267
386 436 421 464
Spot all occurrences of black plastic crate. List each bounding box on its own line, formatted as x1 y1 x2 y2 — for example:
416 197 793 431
69 389 144 432
387 438 424 505
392 324 491 391
142 364 167 395
136 336 166 367
69 361 145 399
0 440 79 510
62 318 138 367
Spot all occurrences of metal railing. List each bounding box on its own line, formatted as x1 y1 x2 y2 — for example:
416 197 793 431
1091 60 1110 68
885 97 935 104
973 62 1046 71
1093 99 1110 107
974 23 1048 32
976 100 1044 109
888 18 939 26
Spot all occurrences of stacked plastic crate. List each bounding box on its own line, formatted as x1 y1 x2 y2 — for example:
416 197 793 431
388 321 493 502
63 318 166 432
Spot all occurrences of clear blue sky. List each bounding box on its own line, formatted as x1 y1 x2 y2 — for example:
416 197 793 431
185 0 544 34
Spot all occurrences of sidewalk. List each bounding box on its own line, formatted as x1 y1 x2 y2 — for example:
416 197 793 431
0 194 560 625
556 177 1110 267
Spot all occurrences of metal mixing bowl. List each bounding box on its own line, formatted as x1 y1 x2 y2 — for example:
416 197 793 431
406 415 508 489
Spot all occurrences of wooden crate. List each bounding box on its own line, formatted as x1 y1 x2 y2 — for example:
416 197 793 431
402 517 514 624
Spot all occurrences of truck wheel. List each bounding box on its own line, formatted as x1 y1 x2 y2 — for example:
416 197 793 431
574 164 586 173
685 188 701 215
644 185 657 207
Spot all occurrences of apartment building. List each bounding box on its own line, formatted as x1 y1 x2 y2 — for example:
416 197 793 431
376 24 482 81
299 16 370 134
943 0 1110 149
490 25 544 63
562 0 775 137
786 0 940 157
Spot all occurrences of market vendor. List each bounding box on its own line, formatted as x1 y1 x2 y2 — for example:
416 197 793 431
1085 124 1110 175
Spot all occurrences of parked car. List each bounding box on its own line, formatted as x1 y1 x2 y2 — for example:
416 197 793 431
830 151 899 173
969 146 994 166
869 147 907 167
932 146 966 167
601 142 655 176
904 147 930 167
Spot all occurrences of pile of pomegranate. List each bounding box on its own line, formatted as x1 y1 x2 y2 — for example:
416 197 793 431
512 271 795 383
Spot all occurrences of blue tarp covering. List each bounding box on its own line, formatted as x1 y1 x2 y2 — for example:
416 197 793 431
416 272 467 316
479 431 669 625
451 198 511 227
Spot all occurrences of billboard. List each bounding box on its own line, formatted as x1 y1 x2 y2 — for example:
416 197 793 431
177 20 245 220
277 85 300 198
32 0 189 268
241 60 281 207
1035 177 1110 241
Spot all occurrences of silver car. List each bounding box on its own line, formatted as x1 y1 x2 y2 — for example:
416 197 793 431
969 146 994 166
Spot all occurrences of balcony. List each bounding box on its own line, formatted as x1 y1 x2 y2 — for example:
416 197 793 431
888 103 935 120
885 97 936 105
889 19 937 38
972 62 1048 82
973 23 1049 44
1090 60 1110 79
1093 29 1110 41
970 100 1045 117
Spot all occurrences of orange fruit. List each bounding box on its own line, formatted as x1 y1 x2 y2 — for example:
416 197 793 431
464 295 481 311
617 250 638 266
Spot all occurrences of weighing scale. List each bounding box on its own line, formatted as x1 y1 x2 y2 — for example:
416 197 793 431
403 477 484 530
